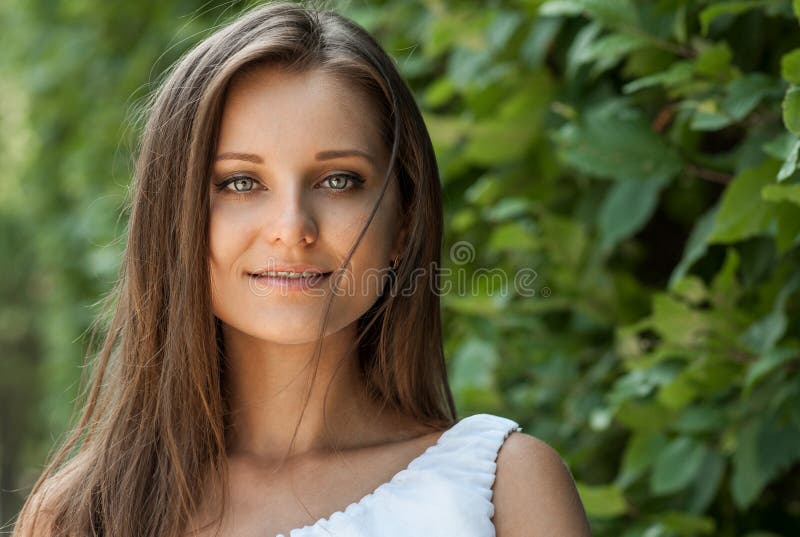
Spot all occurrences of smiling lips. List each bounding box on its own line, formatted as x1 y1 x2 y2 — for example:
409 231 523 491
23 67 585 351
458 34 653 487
248 263 332 277
247 263 333 293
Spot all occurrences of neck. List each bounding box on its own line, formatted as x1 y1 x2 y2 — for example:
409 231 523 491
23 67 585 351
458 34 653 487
221 320 394 462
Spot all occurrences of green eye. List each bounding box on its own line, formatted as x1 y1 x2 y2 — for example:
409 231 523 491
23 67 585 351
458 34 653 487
230 177 254 191
322 173 365 192
215 175 256 193
327 175 349 189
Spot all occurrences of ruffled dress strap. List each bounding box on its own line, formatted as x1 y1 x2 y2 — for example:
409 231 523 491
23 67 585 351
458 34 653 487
283 413 522 537
409 413 523 518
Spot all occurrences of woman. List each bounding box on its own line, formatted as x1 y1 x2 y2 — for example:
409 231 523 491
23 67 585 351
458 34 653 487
15 2 591 536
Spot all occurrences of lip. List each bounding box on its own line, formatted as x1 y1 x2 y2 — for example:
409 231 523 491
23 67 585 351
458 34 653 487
248 271 332 293
247 263 332 275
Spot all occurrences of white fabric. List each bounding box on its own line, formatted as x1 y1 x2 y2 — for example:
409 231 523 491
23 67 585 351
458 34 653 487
277 413 522 537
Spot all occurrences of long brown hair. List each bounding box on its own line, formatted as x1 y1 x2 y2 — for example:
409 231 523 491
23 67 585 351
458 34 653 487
14 2 455 536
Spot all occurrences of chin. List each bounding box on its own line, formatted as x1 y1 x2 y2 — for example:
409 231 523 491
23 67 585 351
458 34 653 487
231 316 351 344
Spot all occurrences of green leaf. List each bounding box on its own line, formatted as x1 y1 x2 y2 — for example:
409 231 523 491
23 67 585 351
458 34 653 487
675 405 725 434
781 48 800 84
688 451 725 514
539 0 638 29
520 17 562 68
710 248 741 302
740 310 788 355
578 33 650 78
694 43 733 78
566 21 603 79
690 102 733 131
423 77 455 108
658 372 697 410
775 202 800 253
597 176 667 253
425 12 491 58
555 101 683 183
423 113 466 156
489 222 540 253
742 271 800 355
783 86 800 135
538 0 584 17
762 183 800 206
450 338 499 393
483 197 534 222
669 205 719 288
777 138 800 181
708 159 782 244
464 174 502 206
660 511 716 535
723 74 781 121
762 131 798 160
699 1 773 35
670 275 709 306
744 347 798 393
623 61 694 94
617 431 668 488
616 401 675 431
538 213 588 266
486 10 522 53
732 417 800 508
463 118 537 165
575 482 628 518
446 46 507 91
759 417 800 480
650 293 710 347
651 437 709 495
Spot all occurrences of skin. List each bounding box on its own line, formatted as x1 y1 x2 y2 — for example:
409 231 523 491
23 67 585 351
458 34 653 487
494 434 593 536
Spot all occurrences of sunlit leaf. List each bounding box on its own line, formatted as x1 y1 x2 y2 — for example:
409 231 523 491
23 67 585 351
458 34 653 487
783 85 800 135
555 101 683 183
781 48 800 84
708 160 782 243
575 482 628 518
597 176 667 253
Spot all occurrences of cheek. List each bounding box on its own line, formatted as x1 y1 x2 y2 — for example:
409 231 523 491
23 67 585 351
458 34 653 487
317 194 396 258
346 213 398 292
208 203 253 275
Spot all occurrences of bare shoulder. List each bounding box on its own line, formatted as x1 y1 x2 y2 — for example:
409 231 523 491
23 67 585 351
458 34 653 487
492 431 592 537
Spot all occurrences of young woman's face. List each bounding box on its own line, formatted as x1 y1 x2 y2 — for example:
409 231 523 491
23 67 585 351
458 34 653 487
209 66 403 344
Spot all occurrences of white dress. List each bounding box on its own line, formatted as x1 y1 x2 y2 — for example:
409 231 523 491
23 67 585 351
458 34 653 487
276 413 522 537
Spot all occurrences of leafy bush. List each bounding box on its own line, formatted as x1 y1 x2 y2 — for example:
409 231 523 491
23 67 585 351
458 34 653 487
356 1 800 534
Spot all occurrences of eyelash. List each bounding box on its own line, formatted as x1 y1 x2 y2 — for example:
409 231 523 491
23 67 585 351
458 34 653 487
213 173 365 200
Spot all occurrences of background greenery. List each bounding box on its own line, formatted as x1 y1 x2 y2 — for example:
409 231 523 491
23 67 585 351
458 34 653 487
2 0 799 535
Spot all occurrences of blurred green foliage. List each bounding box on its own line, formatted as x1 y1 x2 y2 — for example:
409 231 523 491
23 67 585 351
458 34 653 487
2 0 799 535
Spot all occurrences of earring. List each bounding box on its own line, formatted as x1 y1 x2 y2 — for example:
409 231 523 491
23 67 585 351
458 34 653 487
389 256 400 270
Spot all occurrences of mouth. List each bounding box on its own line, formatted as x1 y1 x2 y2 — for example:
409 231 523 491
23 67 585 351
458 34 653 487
247 271 333 290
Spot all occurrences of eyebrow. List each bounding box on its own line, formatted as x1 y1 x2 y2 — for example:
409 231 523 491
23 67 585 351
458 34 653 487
214 149 376 166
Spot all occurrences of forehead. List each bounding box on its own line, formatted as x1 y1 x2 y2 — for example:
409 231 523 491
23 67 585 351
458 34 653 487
217 66 387 162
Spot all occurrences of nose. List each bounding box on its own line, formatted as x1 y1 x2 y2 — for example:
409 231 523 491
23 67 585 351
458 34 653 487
267 189 318 246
